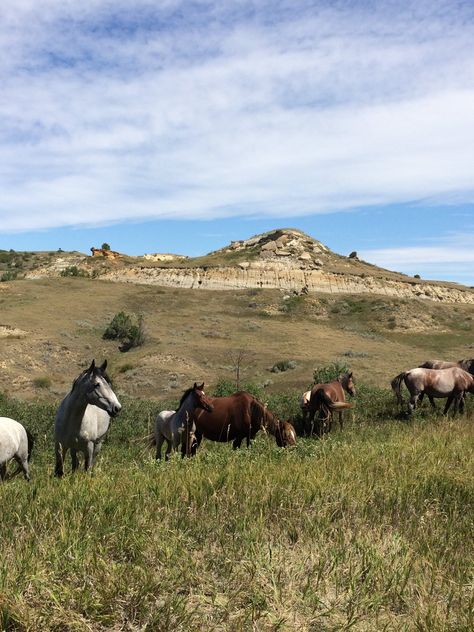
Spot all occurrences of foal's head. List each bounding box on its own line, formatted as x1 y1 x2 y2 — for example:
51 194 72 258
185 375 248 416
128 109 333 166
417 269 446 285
179 382 214 413
278 421 297 447
339 372 356 397
76 360 122 417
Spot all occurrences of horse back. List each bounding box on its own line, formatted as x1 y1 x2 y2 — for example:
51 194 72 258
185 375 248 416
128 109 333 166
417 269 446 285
193 392 255 442
0 417 28 463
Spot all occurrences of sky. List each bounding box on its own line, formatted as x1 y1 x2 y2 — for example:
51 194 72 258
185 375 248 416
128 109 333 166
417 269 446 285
0 0 473 284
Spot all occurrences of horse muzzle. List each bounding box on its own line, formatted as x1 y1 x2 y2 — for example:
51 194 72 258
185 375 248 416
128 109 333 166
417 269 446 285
108 404 122 418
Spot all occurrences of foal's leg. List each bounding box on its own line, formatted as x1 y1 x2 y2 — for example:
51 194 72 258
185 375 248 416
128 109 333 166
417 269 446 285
459 393 466 414
54 441 66 477
339 411 343 431
0 463 7 481
155 431 164 460
165 439 172 461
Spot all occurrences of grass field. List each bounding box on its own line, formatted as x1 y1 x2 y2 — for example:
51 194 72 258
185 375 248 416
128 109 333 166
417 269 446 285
1 388 473 631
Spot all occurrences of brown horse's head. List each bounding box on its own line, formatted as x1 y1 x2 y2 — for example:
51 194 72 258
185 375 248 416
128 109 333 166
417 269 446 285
192 382 214 412
339 371 356 397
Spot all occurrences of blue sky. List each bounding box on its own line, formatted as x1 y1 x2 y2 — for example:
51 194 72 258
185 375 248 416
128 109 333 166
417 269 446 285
1 1 473 283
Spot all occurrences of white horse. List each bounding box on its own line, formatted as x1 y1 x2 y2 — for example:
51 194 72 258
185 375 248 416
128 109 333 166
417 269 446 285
0 417 34 481
55 360 122 476
155 382 213 460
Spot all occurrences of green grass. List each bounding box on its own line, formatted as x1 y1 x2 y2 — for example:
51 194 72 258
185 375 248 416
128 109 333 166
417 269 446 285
0 390 473 630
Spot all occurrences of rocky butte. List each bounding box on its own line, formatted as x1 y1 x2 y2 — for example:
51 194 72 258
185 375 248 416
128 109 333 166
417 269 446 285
27 228 474 304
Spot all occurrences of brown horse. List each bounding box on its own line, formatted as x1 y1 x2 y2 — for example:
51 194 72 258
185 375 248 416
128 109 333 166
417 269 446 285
391 367 474 416
306 372 355 435
191 392 295 450
419 359 474 374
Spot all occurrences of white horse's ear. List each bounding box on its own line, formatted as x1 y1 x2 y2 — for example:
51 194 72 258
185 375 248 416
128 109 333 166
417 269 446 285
88 359 96 373
100 360 108 372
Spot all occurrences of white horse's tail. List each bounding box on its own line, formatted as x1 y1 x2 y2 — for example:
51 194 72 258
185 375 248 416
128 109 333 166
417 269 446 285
391 372 406 406
25 428 35 462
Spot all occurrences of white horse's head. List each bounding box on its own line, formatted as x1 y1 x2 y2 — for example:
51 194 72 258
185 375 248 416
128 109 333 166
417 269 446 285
78 360 122 417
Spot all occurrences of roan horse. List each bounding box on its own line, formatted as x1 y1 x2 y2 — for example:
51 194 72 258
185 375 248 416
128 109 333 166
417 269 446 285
191 392 296 450
54 360 122 476
418 359 474 408
306 372 355 435
0 417 34 481
391 367 474 416
155 383 214 460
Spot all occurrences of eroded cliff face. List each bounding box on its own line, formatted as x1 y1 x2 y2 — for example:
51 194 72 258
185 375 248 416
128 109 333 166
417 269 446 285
25 228 474 304
99 261 474 303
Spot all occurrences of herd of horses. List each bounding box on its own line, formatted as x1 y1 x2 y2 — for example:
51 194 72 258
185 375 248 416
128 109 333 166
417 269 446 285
0 356 473 481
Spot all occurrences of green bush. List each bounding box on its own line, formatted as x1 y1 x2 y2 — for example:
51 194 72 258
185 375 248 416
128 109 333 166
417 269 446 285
0 271 18 282
313 361 350 384
60 266 89 278
103 312 145 351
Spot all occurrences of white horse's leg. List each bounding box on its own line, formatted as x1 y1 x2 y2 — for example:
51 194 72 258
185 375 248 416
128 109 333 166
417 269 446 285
13 455 30 481
0 463 6 480
84 441 94 471
55 441 66 477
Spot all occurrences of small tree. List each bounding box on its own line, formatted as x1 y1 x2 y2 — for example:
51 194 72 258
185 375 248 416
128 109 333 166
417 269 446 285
101 243 111 251
103 311 145 352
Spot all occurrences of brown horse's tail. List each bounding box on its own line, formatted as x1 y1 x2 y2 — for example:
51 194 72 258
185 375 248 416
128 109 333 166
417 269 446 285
25 428 35 462
312 388 353 413
391 372 406 405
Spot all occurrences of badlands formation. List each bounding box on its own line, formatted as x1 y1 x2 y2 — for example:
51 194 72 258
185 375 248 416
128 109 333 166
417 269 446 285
28 228 474 304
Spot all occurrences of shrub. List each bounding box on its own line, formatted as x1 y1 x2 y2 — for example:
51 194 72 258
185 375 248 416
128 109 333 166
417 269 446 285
313 361 350 384
0 271 18 282
101 243 111 251
271 360 297 373
60 266 89 278
103 312 145 352
33 376 51 389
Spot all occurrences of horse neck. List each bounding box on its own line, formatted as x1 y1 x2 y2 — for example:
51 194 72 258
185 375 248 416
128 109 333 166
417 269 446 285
174 393 197 425
61 382 89 428
263 409 280 436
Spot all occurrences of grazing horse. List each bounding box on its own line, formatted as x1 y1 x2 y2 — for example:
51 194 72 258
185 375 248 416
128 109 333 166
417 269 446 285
418 359 474 408
192 392 295 450
0 417 34 481
391 367 474 416
306 372 355 435
419 358 474 374
155 383 214 460
54 360 122 476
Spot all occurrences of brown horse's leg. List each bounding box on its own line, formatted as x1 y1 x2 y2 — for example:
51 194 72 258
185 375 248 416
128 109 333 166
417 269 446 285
232 437 243 449
339 411 343 431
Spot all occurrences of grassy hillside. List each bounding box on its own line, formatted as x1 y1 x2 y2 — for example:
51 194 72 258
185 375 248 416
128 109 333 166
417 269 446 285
0 278 472 402
0 389 473 631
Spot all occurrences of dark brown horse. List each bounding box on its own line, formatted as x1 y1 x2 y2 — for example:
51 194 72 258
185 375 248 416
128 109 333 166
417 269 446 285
191 392 295 450
306 372 355 435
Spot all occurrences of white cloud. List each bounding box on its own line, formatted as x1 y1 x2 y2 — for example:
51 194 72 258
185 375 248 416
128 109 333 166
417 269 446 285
0 1 474 231
360 233 474 283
